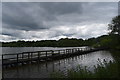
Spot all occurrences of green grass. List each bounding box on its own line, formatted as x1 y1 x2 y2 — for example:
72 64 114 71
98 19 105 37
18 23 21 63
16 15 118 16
50 60 120 78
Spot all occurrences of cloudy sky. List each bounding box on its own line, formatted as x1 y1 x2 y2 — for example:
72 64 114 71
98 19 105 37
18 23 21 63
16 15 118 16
1 2 118 42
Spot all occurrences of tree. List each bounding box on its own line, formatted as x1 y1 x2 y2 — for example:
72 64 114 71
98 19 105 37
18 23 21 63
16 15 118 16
108 16 120 35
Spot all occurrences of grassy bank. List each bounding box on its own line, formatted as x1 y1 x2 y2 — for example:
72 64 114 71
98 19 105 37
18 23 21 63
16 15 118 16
50 60 120 78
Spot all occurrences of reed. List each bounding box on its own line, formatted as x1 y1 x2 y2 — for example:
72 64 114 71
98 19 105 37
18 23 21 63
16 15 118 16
50 59 119 78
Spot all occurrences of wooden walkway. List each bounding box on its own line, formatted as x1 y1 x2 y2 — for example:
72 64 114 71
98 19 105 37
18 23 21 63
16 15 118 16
2 47 102 68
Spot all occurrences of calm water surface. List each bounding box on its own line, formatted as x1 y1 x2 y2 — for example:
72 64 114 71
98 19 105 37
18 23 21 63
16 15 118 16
1 47 115 78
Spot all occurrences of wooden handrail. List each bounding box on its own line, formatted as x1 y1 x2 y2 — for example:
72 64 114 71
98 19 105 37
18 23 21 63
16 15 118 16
2 47 92 61
2 47 105 68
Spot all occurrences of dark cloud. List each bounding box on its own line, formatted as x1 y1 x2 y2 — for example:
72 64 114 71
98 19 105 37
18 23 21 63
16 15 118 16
1 2 118 41
39 2 83 15
2 2 46 31
2 2 83 31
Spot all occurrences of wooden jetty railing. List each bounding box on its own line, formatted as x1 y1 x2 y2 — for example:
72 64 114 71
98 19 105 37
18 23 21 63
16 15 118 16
2 47 101 68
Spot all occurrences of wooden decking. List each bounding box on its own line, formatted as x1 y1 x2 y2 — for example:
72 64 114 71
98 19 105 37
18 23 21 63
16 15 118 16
2 47 103 68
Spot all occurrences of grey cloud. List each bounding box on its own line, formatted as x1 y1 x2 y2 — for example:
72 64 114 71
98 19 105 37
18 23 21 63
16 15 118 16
1 28 24 38
1 2 118 41
2 3 47 31
2 2 83 31
39 2 83 15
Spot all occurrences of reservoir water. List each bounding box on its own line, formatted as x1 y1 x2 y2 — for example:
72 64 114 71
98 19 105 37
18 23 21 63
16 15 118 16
1 47 115 78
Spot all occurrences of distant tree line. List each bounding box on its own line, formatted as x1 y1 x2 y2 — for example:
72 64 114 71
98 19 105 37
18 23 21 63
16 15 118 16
1 34 120 50
1 38 86 47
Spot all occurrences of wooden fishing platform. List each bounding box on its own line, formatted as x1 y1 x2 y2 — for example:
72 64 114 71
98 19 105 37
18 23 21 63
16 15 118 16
2 47 103 68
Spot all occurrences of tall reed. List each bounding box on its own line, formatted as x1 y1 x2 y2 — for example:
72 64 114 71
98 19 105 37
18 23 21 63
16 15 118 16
50 59 119 78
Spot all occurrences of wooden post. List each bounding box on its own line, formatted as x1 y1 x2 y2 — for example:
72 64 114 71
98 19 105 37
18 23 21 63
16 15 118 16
65 49 67 54
78 48 80 51
69 49 71 53
70 49 71 53
73 49 74 53
58 50 60 55
52 51 54 56
22 53 23 59
31 53 32 63
72 49 74 53
28 53 29 59
66 49 68 54
69 49 70 53
28 53 30 63
31 53 32 59
64 50 66 54
2 54 4 79
38 52 40 60
21 53 24 65
79 48 81 51
75 49 77 52
77 48 79 51
17 54 18 65
2 55 3 69
2 55 3 65
74 48 76 52
67 49 69 54
46 51 47 57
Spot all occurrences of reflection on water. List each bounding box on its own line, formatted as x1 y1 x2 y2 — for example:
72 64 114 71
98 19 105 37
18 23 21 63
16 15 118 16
3 50 114 78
